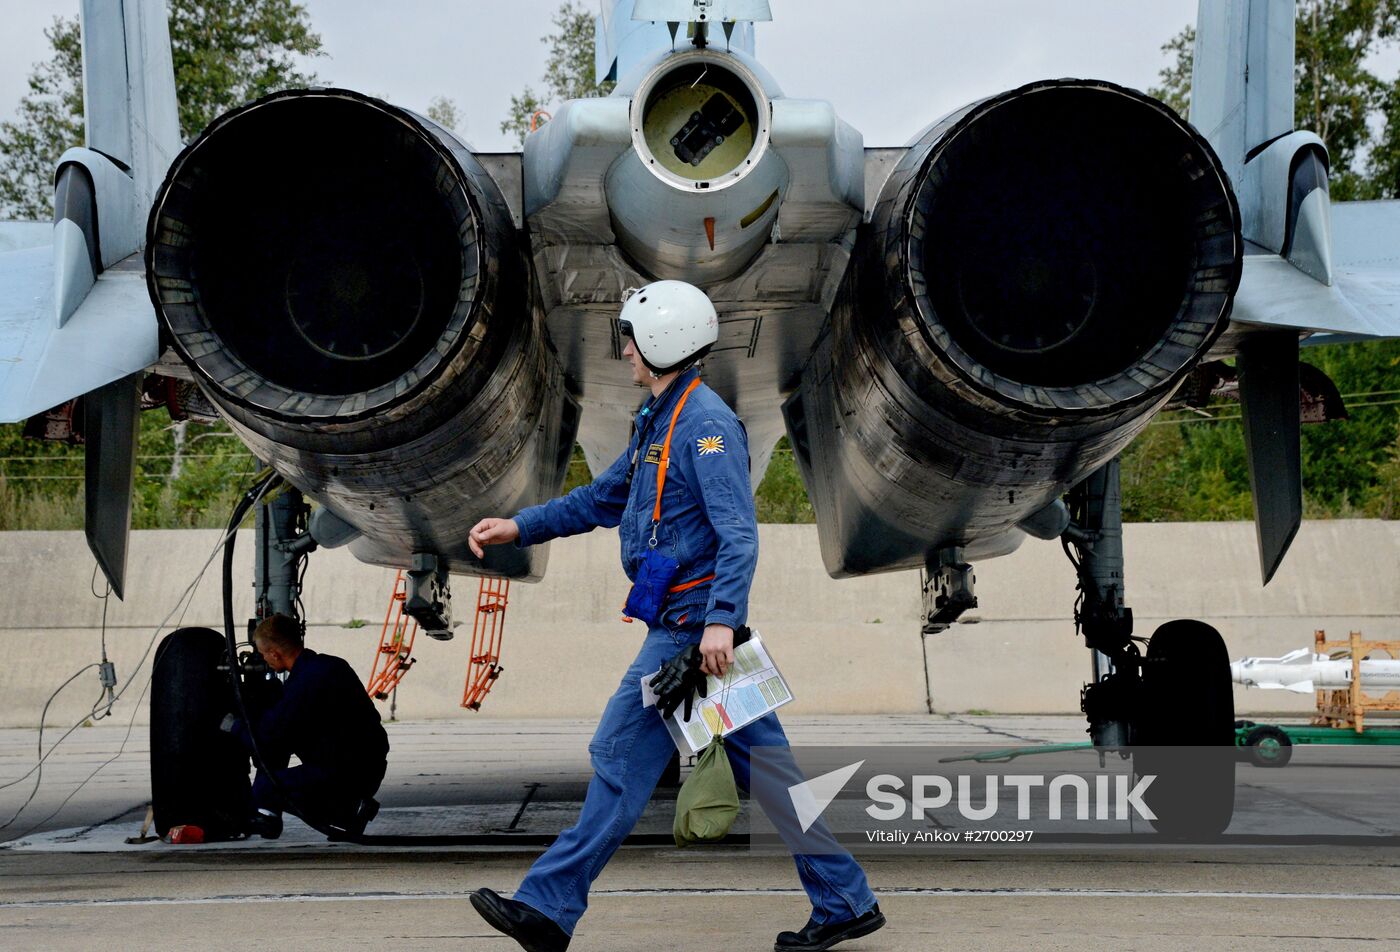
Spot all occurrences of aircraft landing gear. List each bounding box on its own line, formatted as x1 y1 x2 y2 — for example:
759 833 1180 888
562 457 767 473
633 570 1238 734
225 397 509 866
1064 458 1235 836
150 626 283 839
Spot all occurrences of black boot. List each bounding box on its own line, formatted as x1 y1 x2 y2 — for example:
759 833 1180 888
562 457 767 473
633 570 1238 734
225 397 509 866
470 888 570 952
246 809 283 840
775 904 885 951
346 797 379 835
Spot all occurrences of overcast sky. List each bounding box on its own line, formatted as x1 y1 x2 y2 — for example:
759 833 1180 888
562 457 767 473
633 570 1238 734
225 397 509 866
1 0 1204 150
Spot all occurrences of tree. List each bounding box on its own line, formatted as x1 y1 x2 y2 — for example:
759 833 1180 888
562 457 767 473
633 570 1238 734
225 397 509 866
0 1 322 220
1148 24 1194 118
0 18 83 220
501 1 616 147
425 96 464 134
1295 0 1400 198
1150 1 1400 200
1370 74 1400 195
1121 341 1400 522
166 0 322 139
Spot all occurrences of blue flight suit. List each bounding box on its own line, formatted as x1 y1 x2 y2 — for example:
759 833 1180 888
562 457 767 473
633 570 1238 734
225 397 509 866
509 367 878 936
231 648 389 825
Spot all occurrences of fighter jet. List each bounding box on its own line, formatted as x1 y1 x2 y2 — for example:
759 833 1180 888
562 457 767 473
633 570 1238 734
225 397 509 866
1 0 1397 835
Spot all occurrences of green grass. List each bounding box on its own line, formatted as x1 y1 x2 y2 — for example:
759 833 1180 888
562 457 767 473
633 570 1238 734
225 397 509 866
2 338 1395 531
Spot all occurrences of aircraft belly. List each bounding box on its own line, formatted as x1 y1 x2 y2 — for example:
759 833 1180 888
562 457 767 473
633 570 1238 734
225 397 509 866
540 232 846 483
788 328 1100 577
219 364 578 580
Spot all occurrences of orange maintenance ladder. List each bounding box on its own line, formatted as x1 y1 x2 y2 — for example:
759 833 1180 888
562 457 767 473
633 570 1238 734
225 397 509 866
366 570 419 701
462 578 509 711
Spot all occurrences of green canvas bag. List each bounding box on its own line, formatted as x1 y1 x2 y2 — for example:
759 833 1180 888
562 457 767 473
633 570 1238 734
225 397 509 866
672 734 739 846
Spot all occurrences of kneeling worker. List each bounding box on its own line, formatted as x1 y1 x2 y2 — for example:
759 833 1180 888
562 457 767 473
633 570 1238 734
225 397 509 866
221 613 389 838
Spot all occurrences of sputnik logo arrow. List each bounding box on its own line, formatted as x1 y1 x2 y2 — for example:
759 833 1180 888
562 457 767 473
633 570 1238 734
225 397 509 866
787 760 865 833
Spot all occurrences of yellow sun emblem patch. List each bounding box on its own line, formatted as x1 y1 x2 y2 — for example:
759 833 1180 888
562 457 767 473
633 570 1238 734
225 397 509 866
696 435 726 456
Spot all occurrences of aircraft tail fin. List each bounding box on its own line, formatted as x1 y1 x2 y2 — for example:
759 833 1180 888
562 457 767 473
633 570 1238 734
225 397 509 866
596 0 766 86
80 0 182 217
0 2 175 595
1189 0 1295 189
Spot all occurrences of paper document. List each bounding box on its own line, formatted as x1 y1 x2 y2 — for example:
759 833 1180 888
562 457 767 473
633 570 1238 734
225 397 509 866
640 631 794 755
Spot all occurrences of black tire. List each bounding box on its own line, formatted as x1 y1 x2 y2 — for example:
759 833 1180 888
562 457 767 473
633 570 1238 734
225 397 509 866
1243 724 1293 768
1135 619 1236 838
150 627 251 839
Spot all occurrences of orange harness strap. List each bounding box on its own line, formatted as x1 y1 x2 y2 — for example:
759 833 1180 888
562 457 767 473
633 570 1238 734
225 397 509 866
652 377 702 526
621 377 706 624
668 573 715 594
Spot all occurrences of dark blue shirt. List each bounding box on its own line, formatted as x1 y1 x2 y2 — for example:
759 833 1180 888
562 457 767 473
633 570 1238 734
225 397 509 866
233 648 389 776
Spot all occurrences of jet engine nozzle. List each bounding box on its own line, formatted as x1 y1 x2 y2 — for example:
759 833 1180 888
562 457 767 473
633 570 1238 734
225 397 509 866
885 79 1241 413
148 88 516 430
787 80 1242 576
146 89 577 578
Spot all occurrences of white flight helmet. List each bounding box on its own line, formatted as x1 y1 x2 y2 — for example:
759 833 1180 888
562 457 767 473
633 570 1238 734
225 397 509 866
618 280 719 375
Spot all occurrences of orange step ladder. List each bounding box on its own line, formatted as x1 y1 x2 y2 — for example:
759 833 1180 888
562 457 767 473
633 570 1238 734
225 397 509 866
366 569 419 701
462 577 509 711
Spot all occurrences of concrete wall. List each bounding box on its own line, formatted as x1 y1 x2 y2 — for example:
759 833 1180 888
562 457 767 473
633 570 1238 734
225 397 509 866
0 520 1395 727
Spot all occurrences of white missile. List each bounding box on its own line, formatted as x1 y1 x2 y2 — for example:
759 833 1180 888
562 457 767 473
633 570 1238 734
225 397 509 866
1230 648 1400 694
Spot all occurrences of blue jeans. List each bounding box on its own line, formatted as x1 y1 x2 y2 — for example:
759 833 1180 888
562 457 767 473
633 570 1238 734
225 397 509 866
511 622 878 935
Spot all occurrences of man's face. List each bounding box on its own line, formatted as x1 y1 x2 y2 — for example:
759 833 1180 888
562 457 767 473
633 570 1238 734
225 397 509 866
621 337 648 387
255 638 289 673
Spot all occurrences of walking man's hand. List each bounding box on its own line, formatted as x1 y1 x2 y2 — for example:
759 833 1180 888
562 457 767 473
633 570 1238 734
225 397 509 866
469 517 520 558
699 624 735 678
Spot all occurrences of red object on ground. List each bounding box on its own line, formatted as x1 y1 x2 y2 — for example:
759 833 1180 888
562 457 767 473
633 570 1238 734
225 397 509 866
165 824 206 844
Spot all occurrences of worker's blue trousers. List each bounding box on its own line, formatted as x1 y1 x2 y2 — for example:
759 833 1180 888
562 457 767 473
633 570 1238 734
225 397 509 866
511 622 878 935
252 760 384 826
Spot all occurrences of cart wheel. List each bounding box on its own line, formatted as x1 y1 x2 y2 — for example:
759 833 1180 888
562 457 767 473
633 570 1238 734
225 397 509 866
1243 725 1293 768
1135 619 1236 838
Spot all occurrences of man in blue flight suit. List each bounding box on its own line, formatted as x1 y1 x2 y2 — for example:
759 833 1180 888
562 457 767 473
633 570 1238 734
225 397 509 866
466 281 884 952
220 613 388 839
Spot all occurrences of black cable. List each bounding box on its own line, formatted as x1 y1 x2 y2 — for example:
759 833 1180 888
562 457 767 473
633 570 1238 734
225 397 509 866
17 663 157 838
220 473 349 840
91 571 114 721
294 550 309 626
0 664 99 829
9 540 215 839
1 499 264 832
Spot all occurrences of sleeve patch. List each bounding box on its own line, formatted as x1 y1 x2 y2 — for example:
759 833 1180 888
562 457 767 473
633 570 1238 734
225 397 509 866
696 435 726 456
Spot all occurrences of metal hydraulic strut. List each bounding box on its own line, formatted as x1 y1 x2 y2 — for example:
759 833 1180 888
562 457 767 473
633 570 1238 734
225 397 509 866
1063 458 1139 750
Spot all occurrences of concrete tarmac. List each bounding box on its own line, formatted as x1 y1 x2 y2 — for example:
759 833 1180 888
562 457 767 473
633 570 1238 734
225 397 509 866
3 716 1400 950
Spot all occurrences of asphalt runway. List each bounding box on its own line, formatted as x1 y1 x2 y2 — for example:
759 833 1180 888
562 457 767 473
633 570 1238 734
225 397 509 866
4 715 1400 951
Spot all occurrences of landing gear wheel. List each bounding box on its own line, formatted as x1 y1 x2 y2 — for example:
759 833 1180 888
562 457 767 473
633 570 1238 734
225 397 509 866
1243 724 1293 768
150 627 251 839
1135 619 1236 838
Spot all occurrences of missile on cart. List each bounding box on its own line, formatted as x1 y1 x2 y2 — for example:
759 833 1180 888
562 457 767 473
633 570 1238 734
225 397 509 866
1230 648 1400 694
